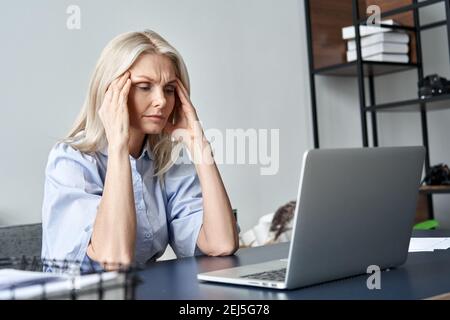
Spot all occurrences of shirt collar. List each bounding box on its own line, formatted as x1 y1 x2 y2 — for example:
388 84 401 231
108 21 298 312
98 137 154 160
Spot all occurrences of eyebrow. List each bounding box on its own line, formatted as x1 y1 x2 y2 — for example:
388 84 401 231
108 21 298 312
133 75 176 84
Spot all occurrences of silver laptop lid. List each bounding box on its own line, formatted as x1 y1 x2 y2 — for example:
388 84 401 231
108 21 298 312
285 146 425 289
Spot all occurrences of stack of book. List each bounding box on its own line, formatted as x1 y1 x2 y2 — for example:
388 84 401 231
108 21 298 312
342 19 410 63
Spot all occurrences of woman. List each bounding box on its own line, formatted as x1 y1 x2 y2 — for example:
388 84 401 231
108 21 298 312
41 30 239 270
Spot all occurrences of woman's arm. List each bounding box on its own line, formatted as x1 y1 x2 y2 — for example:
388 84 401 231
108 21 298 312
164 79 239 256
87 72 136 266
193 139 239 256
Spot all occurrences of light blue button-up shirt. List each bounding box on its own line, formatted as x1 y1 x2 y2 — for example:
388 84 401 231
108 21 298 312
41 141 204 269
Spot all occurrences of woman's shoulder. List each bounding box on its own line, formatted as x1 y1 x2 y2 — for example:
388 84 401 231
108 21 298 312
46 142 99 170
44 142 104 189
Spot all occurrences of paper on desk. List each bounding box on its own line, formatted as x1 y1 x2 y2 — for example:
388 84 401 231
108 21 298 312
0 269 69 290
0 269 121 300
408 237 450 252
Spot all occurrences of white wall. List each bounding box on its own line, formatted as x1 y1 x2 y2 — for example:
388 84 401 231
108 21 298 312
1 0 449 232
0 0 310 232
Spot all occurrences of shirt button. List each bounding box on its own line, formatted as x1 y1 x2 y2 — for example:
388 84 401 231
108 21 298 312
144 232 151 239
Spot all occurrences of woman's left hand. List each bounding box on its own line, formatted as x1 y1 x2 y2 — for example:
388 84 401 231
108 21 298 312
164 79 208 154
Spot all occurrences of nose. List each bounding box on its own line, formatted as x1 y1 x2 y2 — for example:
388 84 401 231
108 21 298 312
151 87 167 109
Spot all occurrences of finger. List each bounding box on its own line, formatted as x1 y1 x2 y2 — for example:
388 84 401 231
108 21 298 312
109 78 121 106
178 98 198 123
111 72 130 104
175 80 194 111
122 78 132 97
105 76 119 94
180 105 190 123
174 79 199 123
117 71 130 90
111 86 120 110
118 79 131 108
181 107 198 125
175 78 190 100
99 87 113 114
110 72 126 88
104 86 113 103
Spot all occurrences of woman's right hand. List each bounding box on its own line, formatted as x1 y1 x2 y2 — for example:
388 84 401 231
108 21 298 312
98 71 132 153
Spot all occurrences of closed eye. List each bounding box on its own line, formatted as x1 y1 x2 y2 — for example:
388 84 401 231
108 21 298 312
165 85 175 94
135 83 152 91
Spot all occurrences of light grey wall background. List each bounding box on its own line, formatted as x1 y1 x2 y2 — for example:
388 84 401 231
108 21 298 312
0 0 310 232
0 0 448 232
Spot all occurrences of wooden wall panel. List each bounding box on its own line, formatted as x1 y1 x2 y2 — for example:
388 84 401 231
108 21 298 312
308 0 417 69
309 0 353 69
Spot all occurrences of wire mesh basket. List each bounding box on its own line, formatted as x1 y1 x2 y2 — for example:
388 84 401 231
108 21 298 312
0 256 140 300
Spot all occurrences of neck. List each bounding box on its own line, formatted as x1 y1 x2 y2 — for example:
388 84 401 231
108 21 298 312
128 128 146 159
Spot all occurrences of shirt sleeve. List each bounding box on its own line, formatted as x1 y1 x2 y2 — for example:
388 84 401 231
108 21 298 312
164 159 204 258
41 143 103 270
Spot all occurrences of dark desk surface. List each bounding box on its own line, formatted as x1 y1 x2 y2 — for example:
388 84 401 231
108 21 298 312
136 230 450 299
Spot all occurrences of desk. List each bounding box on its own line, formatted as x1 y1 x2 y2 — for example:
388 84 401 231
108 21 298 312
136 230 450 299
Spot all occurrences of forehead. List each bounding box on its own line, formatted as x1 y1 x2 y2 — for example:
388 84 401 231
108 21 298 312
129 53 176 81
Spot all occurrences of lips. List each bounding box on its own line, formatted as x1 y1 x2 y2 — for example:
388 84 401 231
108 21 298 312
143 114 165 119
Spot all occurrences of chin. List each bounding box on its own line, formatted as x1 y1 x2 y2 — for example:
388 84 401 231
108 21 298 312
141 123 165 135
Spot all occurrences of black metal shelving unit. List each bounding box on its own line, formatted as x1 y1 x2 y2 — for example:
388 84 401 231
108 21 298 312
305 0 450 219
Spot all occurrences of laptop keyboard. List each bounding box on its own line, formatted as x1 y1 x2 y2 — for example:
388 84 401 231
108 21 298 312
241 268 286 282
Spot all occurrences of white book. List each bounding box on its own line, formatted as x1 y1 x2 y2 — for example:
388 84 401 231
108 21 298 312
347 32 410 50
347 52 409 63
342 19 397 40
0 269 122 300
0 269 68 290
346 42 409 61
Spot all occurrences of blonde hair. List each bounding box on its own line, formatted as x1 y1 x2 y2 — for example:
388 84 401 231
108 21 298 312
65 30 190 177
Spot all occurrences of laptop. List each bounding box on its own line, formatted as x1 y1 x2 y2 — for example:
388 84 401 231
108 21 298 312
197 146 425 289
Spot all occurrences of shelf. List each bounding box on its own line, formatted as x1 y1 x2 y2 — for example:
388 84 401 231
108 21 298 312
420 185 450 194
365 94 450 111
420 19 449 31
313 61 418 77
305 0 450 220
359 22 416 31
354 20 448 34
